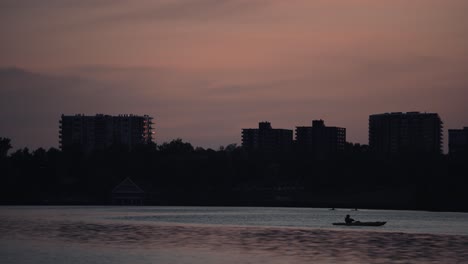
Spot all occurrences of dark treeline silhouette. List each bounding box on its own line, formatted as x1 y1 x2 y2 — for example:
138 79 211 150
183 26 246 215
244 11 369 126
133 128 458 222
1 137 467 211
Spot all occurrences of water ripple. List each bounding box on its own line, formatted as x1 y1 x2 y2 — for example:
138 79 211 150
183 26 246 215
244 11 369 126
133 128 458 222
1 215 467 263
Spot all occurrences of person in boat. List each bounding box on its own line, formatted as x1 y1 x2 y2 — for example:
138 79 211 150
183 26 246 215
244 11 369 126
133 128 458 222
345 214 355 224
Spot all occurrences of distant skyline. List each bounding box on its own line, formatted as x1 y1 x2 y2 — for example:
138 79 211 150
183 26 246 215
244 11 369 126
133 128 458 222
1 0 468 152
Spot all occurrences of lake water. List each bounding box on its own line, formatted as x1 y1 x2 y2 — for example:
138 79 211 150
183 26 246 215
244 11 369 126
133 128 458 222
1 206 468 263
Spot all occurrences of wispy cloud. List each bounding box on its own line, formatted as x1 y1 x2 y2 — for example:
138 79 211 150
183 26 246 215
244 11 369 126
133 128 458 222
90 0 267 24
0 0 125 8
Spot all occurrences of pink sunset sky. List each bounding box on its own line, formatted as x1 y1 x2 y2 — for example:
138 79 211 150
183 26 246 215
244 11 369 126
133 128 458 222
1 0 467 151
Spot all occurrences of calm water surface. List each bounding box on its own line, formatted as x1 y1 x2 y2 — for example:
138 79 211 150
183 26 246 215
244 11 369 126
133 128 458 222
1 206 468 263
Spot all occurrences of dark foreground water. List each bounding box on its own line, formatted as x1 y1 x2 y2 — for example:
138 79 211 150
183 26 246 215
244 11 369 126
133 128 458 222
1 206 468 263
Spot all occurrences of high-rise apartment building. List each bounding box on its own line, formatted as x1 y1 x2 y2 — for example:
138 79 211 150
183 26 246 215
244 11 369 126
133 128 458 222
242 122 293 152
59 114 154 152
295 120 346 156
369 112 442 154
448 127 468 155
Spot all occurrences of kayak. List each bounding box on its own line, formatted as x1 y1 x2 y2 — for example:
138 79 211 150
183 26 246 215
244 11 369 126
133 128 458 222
332 221 386 226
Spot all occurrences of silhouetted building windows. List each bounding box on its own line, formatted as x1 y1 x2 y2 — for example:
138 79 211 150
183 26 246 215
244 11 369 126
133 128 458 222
369 112 442 155
59 114 154 152
242 122 293 152
449 127 468 156
295 119 346 157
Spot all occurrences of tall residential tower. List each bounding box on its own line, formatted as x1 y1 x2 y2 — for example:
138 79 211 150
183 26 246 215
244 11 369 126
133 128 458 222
295 120 346 157
369 112 442 154
59 114 154 152
242 122 293 152
448 127 468 156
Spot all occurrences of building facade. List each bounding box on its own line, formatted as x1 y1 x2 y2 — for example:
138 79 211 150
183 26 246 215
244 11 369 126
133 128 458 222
448 127 468 156
369 112 442 154
242 122 293 152
59 114 154 152
295 120 346 156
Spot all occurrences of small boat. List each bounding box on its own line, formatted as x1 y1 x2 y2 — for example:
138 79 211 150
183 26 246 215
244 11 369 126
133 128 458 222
332 221 386 226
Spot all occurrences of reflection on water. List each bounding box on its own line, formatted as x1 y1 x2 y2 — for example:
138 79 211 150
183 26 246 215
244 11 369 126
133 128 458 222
1 211 468 263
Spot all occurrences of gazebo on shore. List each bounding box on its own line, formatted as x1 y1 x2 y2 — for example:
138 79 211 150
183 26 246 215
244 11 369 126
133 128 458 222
111 177 145 205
